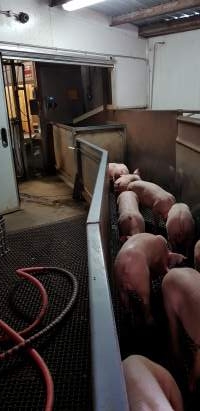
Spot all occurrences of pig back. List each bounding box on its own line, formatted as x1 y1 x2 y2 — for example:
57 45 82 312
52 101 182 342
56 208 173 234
117 191 140 214
123 355 182 411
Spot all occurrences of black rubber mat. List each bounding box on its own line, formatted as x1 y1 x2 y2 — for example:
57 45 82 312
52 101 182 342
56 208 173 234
0 216 91 411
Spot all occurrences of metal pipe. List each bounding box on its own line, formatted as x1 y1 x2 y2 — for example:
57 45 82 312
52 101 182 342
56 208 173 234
0 40 148 62
150 41 165 108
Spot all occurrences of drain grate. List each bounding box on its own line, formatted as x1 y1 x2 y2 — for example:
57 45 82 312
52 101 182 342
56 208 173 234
0 216 91 411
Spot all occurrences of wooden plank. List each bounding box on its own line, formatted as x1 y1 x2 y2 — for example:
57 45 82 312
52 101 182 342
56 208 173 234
73 105 104 125
111 0 200 26
177 116 200 126
139 15 200 37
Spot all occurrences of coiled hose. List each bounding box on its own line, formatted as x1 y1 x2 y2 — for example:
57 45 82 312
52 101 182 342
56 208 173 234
0 266 78 411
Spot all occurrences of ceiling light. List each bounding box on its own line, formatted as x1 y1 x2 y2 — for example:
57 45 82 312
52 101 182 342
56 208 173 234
62 0 106 12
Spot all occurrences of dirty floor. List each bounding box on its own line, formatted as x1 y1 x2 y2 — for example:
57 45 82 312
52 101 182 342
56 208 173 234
5 176 88 232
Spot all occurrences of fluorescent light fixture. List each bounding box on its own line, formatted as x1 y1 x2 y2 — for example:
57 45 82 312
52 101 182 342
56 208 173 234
62 0 106 12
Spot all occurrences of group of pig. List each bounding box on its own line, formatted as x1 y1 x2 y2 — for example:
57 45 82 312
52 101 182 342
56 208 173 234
108 162 200 411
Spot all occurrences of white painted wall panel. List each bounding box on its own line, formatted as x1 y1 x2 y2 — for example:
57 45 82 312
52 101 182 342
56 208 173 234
112 57 147 108
0 0 147 108
149 30 200 110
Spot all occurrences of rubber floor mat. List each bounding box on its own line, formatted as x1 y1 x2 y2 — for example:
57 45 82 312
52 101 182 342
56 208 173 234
0 216 91 411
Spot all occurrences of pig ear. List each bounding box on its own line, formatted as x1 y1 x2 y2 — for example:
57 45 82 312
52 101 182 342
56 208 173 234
168 252 187 268
152 199 160 214
133 168 140 176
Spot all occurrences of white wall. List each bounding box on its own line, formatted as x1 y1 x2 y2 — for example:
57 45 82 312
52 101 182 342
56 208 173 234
0 0 147 108
112 57 148 108
148 30 200 110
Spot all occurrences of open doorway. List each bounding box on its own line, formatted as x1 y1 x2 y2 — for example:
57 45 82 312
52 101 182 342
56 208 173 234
2 58 112 229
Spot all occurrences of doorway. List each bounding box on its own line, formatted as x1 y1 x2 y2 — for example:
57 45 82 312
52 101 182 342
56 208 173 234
2 57 112 226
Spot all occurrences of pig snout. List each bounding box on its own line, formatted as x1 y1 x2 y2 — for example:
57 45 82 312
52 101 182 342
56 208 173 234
108 163 129 181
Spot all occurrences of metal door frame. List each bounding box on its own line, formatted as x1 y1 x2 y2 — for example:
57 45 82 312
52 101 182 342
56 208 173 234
0 53 19 214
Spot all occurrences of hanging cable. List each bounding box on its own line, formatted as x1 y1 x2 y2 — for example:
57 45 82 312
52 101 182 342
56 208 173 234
0 268 48 341
0 266 78 410
0 319 54 411
0 266 78 358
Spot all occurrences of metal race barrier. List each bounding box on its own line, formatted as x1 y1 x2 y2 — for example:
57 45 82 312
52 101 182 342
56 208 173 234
76 138 129 411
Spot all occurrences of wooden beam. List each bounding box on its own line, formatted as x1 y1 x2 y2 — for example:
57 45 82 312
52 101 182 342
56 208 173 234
139 15 200 37
49 0 66 6
111 0 200 26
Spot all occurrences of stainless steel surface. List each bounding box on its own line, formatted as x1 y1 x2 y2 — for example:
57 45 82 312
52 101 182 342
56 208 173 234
79 137 129 411
176 118 200 207
0 41 146 64
53 123 126 192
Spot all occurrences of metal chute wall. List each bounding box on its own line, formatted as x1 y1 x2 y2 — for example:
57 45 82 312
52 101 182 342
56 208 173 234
78 143 102 201
53 123 126 194
76 137 129 411
176 117 200 208
53 124 76 188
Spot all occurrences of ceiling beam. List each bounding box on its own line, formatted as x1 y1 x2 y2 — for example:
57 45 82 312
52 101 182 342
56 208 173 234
111 0 200 26
49 0 66 6
139 14 200 37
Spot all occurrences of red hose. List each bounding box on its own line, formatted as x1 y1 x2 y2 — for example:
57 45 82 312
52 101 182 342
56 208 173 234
0 319 54 411
0 267 48 341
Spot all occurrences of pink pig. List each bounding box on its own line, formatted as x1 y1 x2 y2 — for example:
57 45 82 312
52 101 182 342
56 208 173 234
117 191 145 239
162 267 200 391
108 163 129 181
123 355 184 411
114 233 185 324
114 169 141 193
194 240 200 272
128 180 175 220
166 203 195 254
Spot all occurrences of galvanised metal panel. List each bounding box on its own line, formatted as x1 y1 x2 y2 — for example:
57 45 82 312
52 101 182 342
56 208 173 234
80 138 129 411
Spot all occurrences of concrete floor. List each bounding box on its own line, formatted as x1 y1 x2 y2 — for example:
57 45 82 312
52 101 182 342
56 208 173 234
5 176 88 232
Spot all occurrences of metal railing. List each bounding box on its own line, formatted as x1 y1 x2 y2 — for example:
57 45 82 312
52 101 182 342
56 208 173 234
76 138 129 411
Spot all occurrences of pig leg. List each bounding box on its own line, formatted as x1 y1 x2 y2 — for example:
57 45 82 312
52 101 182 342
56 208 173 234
121 266 154 325
132 267 154 325
162 277 182 359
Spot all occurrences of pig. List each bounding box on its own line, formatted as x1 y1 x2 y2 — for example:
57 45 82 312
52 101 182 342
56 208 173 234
108 163 129 181
127 180 175 220
114 170 141 193
194 240 200 272
166 203 195 255
123 355 184 411
117 191 145 239
162 267 200 391
114 233 185 324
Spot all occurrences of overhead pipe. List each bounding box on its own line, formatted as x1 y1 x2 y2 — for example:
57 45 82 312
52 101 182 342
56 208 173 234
150 41 165 108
